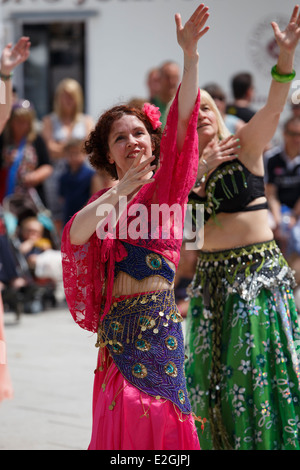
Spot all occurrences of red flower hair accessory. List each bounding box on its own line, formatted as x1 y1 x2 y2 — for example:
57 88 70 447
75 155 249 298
142 103 162 130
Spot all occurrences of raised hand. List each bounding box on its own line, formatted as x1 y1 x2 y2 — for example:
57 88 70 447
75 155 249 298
271 5 300 52
176 4 210 152
0 36 31 75
201 136 240 174
117 151 156 198
175 4 210 57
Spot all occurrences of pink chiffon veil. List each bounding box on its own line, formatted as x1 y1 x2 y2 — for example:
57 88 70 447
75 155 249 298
61 88 201 333
0 292 13 402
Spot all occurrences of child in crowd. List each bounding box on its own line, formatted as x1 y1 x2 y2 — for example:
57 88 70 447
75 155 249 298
18 216 62 293
19 216 52 270
59 139 103 226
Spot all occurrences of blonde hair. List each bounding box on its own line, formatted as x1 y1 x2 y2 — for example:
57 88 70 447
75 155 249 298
5 101 37 144
200 89 231 140
53 78 84 120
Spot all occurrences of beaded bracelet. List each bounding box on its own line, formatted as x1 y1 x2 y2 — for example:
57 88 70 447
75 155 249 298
271 65 296 83
199 158 209 184
0 71 13 81
201 158 209 172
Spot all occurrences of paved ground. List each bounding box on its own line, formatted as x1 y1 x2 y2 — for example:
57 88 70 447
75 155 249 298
0 299 189 451
0 304 97 450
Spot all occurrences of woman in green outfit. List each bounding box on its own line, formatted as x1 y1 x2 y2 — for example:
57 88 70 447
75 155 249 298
186 6 300 450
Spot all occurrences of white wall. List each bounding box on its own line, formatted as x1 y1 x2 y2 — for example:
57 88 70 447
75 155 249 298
86 0 299 121
1 0 299 129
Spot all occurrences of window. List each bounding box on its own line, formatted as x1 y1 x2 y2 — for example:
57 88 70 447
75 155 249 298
22 22 85 120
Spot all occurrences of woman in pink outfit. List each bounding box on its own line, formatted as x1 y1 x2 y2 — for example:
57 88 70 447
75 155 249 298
61 4 210 450
0 37 31 135
0 36 31 402
0 291 13 402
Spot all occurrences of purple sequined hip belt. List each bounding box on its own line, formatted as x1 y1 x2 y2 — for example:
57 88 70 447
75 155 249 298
96 289 192 414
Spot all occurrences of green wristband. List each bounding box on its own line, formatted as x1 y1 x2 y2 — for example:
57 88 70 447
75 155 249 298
271 65 296 83
0 71 13 81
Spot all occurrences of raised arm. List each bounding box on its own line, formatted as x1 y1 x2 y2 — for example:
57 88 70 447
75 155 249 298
237 6 300 161
69 5 210 246
175 4 210 153
0 37 31 134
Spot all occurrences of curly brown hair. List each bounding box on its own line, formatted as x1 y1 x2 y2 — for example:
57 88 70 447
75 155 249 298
85 105 162 180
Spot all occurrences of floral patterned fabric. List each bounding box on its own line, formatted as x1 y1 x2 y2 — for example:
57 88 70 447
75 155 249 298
185 240 300 450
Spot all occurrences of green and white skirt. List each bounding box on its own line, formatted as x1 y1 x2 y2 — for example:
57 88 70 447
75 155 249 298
185 239 300 450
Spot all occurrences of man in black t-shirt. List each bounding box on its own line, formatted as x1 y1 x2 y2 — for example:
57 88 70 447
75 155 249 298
265 116 300 224
265 116 300 289
226 72 256 123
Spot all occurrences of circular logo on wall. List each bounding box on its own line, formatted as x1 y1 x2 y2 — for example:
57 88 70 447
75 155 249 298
248 13 300 77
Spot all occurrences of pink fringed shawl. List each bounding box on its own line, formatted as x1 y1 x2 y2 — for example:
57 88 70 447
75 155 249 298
61 89 200 332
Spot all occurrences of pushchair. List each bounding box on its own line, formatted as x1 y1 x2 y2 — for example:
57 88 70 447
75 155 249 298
1 189 62 320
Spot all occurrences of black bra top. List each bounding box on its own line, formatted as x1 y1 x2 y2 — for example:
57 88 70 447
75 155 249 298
189 159 268 223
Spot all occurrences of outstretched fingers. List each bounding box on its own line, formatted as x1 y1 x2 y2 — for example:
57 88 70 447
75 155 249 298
221 137 240 155
175 13 183 32
176 3 210 46
270 21 281 36
189 3 208 23
220 136 240 149
190 5 210 37
289 5 300 25
130 150 155 170
3 36 31 69
128 151 156 181
12 37 30 56
130 161 157 188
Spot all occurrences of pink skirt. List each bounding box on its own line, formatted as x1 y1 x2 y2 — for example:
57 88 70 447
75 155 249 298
0 292 13 403
88 349 200 450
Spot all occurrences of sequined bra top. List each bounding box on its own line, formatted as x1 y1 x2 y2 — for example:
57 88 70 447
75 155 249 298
114 242 175 284
189 159 268 223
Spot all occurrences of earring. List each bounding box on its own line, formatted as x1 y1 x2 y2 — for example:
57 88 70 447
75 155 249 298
107 154 114 165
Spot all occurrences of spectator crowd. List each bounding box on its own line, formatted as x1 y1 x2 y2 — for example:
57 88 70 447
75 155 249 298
1 44 300 316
